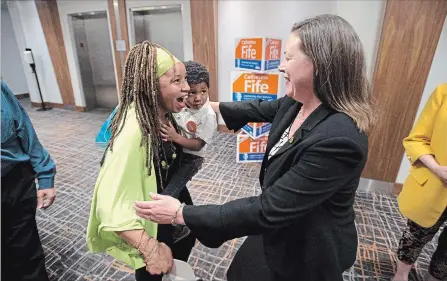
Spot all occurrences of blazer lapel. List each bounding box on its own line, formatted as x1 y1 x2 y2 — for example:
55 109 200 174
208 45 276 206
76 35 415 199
265 102 301 155
259 100 300 186
268 104 333 162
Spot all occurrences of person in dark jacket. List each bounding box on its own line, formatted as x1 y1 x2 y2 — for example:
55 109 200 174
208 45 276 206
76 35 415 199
1 80 57 281
134 14 377 281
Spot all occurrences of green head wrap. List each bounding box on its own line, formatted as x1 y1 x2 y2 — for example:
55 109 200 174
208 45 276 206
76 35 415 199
156 47 180 78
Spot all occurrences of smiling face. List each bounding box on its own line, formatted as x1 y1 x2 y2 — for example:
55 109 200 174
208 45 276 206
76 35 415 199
278 33 314 101
158 62 190 113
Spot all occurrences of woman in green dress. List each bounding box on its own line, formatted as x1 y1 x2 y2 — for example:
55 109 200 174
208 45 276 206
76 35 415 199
86 41 194 281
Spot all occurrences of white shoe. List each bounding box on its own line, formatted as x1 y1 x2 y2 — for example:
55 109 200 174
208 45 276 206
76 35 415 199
162 259 196 281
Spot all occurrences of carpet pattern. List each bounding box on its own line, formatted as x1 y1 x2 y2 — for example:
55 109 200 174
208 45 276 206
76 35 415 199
21 101 440 281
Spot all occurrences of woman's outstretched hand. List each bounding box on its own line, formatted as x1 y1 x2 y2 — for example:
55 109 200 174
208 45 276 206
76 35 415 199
135 193 185 225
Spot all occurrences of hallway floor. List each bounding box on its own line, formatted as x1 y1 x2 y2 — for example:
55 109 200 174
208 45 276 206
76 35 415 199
23 100 440 281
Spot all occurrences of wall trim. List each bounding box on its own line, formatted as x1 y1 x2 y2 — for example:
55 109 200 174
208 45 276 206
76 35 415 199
393 183 403 196
31 101 86 112
35 0 76 107
118 0 130 60
108 0 124 95
190 0 218 102
362 0 447 182
15 93 30 100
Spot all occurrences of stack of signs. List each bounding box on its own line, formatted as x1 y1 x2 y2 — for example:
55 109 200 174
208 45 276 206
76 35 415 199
234 38 282 72
233 37 282 163
232 72 279 163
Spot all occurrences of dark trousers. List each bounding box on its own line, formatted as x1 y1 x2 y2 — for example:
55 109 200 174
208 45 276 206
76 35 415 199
161 153 204 199
135 188 196 281
1 162 49 281
397 209 447 280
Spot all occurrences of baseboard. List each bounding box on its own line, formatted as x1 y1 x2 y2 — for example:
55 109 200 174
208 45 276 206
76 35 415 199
75 106 87 112
15 93 30 100
31 102 87 112
31 101 64 109
393 183 403 196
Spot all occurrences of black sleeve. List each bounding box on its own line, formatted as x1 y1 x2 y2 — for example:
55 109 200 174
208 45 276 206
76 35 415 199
219 97 287 131
182 137 365 248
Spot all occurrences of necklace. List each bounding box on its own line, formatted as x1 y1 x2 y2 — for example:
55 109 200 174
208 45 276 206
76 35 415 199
289 109 305 143
160 143 176 170
296 108 305 122
159 114 178 174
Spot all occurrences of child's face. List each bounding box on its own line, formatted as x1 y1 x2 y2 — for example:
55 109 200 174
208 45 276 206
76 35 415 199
186 82 209 110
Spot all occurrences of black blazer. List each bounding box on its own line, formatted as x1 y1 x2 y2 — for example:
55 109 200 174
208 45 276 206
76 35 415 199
183 96 368 281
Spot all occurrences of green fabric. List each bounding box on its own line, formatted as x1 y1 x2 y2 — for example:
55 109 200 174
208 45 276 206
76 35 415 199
86 104 158 269
156 47 179 78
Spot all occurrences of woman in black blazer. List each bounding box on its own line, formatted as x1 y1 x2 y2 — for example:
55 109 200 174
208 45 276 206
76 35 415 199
135 14 377 281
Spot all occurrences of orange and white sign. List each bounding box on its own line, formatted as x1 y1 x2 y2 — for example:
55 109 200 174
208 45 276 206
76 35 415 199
264 38 282 70
232 71 279 101
232 71 278 138
235 38 263 71
241 122 271 139
236 132 268 163
234 38 282 71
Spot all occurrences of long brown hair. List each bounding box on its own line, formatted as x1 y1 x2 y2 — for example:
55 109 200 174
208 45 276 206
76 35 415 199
292 14 377 132
101 41 179 186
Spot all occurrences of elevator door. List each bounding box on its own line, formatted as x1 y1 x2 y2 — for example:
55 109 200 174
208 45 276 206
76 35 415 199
71 11 118 110
131 5 184 61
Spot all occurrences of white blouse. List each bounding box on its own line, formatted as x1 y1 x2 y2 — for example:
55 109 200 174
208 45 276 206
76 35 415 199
268 125 291 160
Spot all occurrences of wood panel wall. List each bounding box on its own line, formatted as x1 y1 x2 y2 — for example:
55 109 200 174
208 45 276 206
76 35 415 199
107 0 124 95
35 0 76 109
107 0 130 96
118 0 130 60
363 0 447 182
190 0 218 102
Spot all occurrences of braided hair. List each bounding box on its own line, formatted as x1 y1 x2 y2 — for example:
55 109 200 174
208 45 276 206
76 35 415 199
101 41 180 187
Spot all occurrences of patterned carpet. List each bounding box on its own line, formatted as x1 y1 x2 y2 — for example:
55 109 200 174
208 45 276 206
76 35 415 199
22 101 440 281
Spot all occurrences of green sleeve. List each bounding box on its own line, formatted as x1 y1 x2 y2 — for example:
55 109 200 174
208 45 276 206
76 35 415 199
86 105 158 269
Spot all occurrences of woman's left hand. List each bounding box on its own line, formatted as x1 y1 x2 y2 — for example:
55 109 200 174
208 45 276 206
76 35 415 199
160 122 179 143
135 193 185 225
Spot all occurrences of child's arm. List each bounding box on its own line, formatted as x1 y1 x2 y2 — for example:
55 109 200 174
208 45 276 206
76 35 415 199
210 102 220 113
161 123 205 151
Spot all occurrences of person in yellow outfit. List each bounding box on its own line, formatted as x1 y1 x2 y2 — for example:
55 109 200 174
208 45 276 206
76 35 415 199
393 84 447 281
86 41 195 281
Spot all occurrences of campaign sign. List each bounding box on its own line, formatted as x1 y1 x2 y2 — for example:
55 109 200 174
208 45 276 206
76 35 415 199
235 38 263 70
232 72 279 102
241 122 272 139
235 38 282 71
232 71 278 138
264 38 282 70
236 132 268 163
